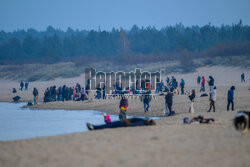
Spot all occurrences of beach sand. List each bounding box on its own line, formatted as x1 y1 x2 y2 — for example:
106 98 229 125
0 66 250 167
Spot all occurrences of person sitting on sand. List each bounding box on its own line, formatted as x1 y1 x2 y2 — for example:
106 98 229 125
12 88 17 93
188 89 195 113
87 118 156 130
208 86 216 112
103 113 111 124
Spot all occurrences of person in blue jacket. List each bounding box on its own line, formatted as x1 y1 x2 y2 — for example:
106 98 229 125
227 86 235 111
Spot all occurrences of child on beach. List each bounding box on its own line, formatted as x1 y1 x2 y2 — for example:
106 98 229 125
103 113 111 124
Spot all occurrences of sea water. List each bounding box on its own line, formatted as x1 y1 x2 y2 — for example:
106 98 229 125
0 102 120 141
0 102 157 141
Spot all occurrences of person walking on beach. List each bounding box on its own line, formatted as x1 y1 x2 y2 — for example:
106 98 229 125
241 73 245 83
208 76 214 92
119 95 129 120
188 89 195 113
227 86 235 111
33 87 38 105
200 76 205 92
20 81 24 91
141 90 151 112
180 79 185 95
165 89 174 116
208 86 216 112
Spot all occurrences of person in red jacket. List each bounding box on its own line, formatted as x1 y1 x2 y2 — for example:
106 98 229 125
200 76 205 92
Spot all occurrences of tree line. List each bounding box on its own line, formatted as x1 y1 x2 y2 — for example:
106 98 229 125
0 20 250 65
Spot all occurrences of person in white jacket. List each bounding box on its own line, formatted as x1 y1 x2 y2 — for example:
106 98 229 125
208 86 216 112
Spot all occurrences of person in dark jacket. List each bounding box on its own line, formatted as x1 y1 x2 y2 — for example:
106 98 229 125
227 86 235 111
25 82 29 91
87 118 156 130
33 88 38 105
180 79 185 95
20 81 24 91
188 89 195 113
241 73 245 83
141 90 151 112
208 76 215 92
165 90 174 116
119 95 129 120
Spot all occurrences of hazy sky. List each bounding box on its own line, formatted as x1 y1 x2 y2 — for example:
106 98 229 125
0 0 250 32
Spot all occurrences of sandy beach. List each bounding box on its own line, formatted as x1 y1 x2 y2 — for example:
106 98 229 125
0 66 250 167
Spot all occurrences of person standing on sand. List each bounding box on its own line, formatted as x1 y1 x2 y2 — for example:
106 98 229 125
119 95 129 120
208 76 214 92
180 79 185 95
20 81 24 91
165 89 174 116
25 82 29 91
208 86 216 112
241 73 245 83
227 86 235 111
197 76 201 85
141 90 151 112
200 76 205 92
33 88 38 105
188 89 195 113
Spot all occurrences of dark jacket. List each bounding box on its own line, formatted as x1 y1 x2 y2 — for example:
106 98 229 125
227 89 234 100
165 92 173 104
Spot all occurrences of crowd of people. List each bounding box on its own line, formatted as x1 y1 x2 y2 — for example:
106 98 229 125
43 83 88 103
16 72 248 122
